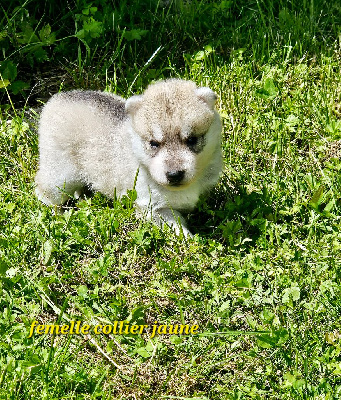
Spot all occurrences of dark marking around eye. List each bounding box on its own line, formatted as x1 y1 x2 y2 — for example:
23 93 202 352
186 135 206 153
186 136 198 147
150 140 160 149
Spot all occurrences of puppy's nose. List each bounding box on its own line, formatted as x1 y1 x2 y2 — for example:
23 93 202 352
166 170 185 185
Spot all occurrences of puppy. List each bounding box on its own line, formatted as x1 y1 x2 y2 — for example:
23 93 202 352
35 79 222 236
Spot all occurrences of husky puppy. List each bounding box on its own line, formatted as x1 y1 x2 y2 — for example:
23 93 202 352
35 79 222 236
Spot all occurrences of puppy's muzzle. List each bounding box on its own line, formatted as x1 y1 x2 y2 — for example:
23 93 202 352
166 170 185 186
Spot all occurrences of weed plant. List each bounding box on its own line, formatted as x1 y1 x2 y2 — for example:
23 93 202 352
0 0 341 399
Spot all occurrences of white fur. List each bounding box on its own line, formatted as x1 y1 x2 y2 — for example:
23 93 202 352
35 79 223 236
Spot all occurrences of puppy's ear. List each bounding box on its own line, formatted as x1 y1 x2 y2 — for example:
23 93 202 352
125 95 143 115
196 87 217 110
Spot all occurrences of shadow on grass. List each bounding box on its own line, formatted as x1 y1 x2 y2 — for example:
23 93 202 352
2 0 340 107
189 176 277 247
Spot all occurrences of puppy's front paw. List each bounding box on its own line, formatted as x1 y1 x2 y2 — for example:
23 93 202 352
175 224 193 238
155 208 192 238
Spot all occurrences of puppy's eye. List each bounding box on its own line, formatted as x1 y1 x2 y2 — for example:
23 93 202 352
150 140 160 149
186 136 198 147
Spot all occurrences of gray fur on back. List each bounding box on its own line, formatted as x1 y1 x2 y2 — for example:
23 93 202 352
55 90 127 121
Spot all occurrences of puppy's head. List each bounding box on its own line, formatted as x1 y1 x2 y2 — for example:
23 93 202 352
126 79 221 189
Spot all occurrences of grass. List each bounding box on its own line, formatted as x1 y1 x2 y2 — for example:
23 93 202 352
1 0 341 399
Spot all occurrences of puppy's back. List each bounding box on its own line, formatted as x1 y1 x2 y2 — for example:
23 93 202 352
49 90 126 120
39 90 127 144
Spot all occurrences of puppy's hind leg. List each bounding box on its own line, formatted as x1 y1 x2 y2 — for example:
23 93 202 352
35 163 84 206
